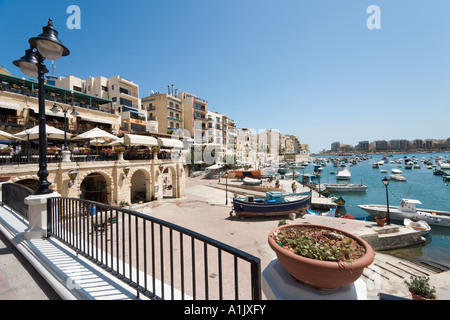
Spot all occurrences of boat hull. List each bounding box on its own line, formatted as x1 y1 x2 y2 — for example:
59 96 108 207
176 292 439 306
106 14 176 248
325 184 367 192
233 192 311 217
358 204 450 227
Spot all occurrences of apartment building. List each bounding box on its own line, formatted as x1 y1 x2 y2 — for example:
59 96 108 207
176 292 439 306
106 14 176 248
236 128 258 166
178 92 207 145
141 91 183 135
54 74 145 133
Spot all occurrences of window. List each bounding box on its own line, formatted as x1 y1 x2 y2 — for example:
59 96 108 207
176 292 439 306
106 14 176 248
102 85 108 91
73 86 82 92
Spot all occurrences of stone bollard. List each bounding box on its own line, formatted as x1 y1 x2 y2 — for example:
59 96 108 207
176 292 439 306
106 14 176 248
61 150 71 162
24 192 61 240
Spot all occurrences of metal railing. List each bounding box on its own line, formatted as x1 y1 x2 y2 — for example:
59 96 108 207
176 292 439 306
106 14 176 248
46 197 261 300
2 182 35 219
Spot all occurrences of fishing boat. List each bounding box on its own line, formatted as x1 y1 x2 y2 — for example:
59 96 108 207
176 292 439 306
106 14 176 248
389 174 407 181
242 177 262 185
403 218 431 235
405 162 414 169
284 171 300 178
324 184 367 192
307 208 337 217
358 199 450 227
439 162 450 170
443 175 450 181
233 169 261 180
336 166 351 180
232 191 311 217
433 169 445 175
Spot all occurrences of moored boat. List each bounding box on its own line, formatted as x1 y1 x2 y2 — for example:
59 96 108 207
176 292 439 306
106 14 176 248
389 174 407 181
403 218 431 235
391 169 402 174
336 166 351 180
358 199 450 227
324 183 367 192
307 208 337 217
232 191 312 217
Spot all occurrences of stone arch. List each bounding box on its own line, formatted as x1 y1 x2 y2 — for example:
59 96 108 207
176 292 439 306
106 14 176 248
161 165 178 198
128 167 152 203
11 175 40 192
78 170 114 204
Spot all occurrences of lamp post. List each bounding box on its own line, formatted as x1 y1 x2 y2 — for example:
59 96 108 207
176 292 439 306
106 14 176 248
225 171 229 205
382 177 391 225
50 103 78 150
13 19 70 195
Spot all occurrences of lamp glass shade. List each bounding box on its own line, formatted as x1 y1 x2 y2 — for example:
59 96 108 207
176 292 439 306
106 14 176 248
123 166 130 176
382 177 389 186
70 108 79 116
50 104 60 114
68 170 78 181
36 39 64 61
19 61 39 78
29 19 70 61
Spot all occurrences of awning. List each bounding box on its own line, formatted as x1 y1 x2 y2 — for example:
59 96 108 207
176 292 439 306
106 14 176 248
0 101 24 110
28 106 73 118
157 137 184 149
122 106 144 116
124 134 158 146
79 115 117 125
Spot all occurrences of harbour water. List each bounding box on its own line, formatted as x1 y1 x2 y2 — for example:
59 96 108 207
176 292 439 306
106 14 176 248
297 152 450 266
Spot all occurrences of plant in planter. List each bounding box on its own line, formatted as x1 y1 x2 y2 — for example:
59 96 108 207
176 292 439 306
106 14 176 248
375 212 387 226
404 275 436 300
275 179 280 188
114 146 125 154
268 223 374 289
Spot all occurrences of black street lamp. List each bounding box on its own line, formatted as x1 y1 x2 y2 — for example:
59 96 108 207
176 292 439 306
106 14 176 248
50 103 78 150
382 177 391 225
225 171 229 205
13 19 70 195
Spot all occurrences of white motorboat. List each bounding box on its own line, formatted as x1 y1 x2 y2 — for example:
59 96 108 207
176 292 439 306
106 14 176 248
324 184 367 192
336 166 351 180
439 162 450 170
391 169 402 174
358 199 450 227
389 174 407 181
403 218 431 235
380 169 387 173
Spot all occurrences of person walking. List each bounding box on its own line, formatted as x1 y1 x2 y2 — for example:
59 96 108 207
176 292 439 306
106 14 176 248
291 181 297 194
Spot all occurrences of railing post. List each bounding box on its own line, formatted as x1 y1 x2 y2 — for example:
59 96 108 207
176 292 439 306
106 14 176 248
24 192 61 240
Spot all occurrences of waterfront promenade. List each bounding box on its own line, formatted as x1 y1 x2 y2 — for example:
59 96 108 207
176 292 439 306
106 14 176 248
1 175 450 300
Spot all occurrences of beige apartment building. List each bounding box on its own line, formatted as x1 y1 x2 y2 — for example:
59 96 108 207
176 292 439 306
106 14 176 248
141 91 183 135
54 74 146 134
178 92 208 145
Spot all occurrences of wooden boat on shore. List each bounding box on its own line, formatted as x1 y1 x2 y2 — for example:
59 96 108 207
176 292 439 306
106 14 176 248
233 170 261 180
324 184 367 192
358 199 450 227
242 177 262 185
232 191 311 217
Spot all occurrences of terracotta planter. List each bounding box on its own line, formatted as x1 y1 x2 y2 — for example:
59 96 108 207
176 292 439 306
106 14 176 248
410 291 437 300
0 176 10 182
376 217 386 227
268 223 375 290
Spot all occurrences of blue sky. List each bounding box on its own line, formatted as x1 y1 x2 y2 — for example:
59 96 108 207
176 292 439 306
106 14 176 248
1 0 450 153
